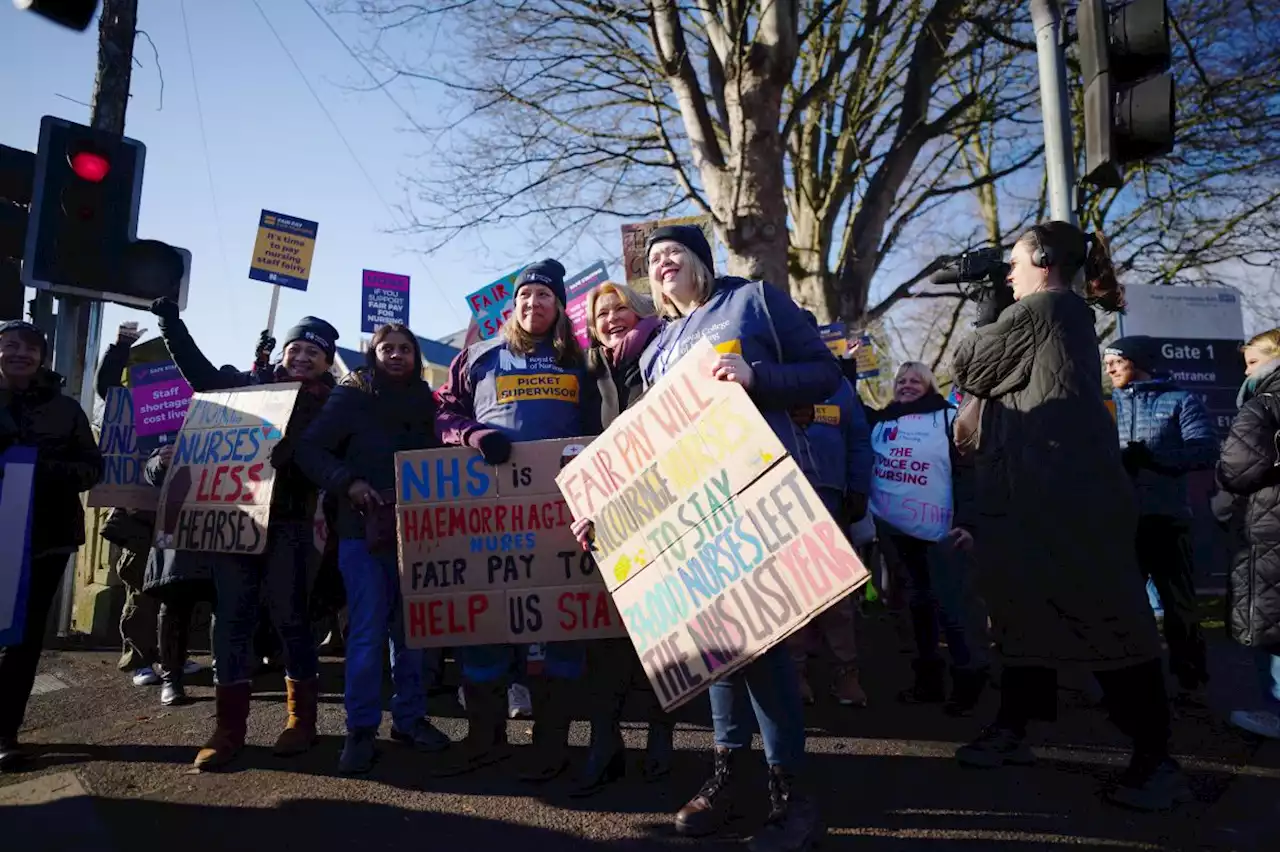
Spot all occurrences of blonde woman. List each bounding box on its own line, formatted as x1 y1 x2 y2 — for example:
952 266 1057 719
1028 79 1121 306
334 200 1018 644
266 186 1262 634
869 361 987 714
1217 329 1280 739
570 280 671 796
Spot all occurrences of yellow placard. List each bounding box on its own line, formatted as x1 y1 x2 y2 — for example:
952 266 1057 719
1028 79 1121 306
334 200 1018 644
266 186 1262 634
495 373 580 404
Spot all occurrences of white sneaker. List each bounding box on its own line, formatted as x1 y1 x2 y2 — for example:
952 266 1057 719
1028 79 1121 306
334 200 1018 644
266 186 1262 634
1229 709 1280 739
132 666 160 687
182 659 204 676
508 683 533 719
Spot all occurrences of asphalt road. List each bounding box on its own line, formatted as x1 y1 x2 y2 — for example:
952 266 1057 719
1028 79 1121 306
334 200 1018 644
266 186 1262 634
2 614 1277 851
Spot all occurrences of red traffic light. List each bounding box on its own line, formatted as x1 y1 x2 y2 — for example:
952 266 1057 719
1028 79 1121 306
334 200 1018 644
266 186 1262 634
70 150 110 182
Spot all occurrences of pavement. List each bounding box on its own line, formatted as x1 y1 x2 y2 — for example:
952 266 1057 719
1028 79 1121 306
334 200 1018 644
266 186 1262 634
2 612 1277 852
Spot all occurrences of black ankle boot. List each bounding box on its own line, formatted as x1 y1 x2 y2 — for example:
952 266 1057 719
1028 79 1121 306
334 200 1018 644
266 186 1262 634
643 718 674 781
569 720 625 797
517 677 573 783
675 746 740 837
898 658 947 704
944 666 988 717
747 766 825 852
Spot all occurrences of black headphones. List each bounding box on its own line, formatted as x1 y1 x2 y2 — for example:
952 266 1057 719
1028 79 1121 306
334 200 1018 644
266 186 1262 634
1027 226 1054 268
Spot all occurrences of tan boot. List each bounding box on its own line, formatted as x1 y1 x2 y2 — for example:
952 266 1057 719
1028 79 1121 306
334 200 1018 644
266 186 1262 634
273 677 319 756
831 666 868 707
194 683 251 770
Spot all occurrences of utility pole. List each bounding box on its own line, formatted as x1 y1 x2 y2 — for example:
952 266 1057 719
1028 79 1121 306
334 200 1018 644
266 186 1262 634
50 0 136 415
1030 0 1078 226
54 0 137 637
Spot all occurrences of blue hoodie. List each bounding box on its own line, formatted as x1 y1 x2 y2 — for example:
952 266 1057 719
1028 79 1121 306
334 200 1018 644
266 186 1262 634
1112 376 1218 517
793 378 873 508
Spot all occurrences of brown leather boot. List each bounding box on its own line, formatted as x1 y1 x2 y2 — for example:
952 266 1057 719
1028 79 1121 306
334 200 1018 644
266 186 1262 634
273 677 319 756
675 745 741 837
193 682 251 770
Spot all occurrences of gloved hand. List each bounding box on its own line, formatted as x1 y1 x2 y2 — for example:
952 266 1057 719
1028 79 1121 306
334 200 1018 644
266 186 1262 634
477 430 513 466
255 330 276 365
974 281 1015 327
269 439 293 470
149 297 181 323
844 491 869 524
1121 441 1154 476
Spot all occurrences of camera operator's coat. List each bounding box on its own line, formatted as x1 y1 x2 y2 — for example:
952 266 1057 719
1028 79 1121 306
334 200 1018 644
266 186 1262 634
950 290 1161 669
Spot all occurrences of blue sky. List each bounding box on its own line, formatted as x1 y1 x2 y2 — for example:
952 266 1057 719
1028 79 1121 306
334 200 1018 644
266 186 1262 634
1 1 569 367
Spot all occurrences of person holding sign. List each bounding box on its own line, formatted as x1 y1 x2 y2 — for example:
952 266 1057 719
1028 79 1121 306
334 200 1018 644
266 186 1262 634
297 323 450 775
0 321 103 772
148 299 342 771
570 280 672 796
949 222 1186 811
434 259 601 780
638 227 840 851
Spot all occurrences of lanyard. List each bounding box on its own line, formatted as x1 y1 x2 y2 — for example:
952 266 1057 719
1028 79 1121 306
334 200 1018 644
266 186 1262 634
655 304 703 378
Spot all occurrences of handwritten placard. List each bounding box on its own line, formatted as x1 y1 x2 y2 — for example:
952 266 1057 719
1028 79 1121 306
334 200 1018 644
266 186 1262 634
396 438 625 649
620 215 715 290
129 361 194 438
557 338 869 710
153 384 300 554
88 387 157 511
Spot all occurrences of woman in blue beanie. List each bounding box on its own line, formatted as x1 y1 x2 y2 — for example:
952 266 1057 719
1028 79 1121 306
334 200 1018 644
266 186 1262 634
148 298 340 770
639 226 840 852
433 259 601 779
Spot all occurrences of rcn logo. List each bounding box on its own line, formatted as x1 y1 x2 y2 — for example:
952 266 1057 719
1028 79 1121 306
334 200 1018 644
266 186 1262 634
1217 292 1237 303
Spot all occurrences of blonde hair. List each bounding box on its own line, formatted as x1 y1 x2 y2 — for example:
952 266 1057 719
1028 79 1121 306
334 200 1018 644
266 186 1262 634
648 243 716 319
586 281 656 347
502 302 583 367
1243 328 1280 362
895 361 939 395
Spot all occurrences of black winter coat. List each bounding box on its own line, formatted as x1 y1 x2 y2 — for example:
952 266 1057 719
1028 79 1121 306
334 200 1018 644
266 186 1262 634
295 368 439 542
0 369 103 557
1216 365 1280 652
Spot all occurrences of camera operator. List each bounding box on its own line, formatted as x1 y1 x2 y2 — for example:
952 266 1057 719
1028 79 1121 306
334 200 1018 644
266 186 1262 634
1104 336 1216 700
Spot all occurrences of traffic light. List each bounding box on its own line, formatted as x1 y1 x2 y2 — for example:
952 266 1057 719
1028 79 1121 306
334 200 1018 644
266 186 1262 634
1077 0 1175 188
14 0 99 31
0 144 35 320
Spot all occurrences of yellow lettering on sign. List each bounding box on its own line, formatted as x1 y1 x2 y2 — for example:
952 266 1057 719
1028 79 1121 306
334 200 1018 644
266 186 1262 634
713 339 743 355
495 373 580 404
814 404 840 426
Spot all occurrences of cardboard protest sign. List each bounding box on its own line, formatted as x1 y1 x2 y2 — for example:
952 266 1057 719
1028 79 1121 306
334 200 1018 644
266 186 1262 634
556 339 869 710
396 438 625 649
88 387 158 510
620 215 715 290
0 447 36 647
129 361 194 438
465 267 525 341
153 384 301 554
564 262 609 350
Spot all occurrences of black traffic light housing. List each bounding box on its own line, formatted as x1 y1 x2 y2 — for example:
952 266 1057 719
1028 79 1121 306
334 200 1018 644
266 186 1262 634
14 0 99 31
21 116 189 309
0 144 35 320
1077 0 1175 188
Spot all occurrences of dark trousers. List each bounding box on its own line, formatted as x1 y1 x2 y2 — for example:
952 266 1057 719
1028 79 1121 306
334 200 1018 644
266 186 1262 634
887 532 976 669
1136 515 1207 690
996 659 1171 759
0 555 69 739
156 583 210 683
586 637 665 728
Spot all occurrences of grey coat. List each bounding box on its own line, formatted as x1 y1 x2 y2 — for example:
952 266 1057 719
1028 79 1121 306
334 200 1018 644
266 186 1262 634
950 290 1161 669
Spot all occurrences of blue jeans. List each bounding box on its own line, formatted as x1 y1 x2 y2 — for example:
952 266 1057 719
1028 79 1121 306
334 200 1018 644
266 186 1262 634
459 641 585 683
709 644 806 768
1256 650 1280 711
338 538 424 732
927 535 990 670
213 521 317 685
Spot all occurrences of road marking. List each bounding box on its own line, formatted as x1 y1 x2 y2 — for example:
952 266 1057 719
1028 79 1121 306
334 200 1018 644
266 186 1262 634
31 673 70 695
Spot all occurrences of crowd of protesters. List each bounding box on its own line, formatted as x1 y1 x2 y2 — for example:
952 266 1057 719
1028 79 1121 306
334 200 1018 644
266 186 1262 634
0 219 1277 852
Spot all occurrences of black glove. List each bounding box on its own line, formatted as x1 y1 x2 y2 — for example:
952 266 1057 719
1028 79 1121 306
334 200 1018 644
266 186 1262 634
256 330 276 364
974 281 1015 327
269 439 293 470
477 431 513 466
844 491 869 525
149 297 180 323
1121 441 1154 476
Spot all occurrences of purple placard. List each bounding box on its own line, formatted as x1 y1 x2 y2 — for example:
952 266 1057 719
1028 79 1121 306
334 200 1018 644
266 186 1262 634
129 362 195 438
362 270 411 333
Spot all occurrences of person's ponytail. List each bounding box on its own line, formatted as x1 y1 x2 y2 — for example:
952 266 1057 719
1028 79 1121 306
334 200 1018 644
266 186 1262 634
1083 231 1125 313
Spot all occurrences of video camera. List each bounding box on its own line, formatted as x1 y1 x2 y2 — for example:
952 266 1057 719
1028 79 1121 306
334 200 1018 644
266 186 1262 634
930 246 1014 327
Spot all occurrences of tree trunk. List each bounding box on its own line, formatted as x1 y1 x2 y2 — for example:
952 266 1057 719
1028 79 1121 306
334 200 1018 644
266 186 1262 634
788 200 834 322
